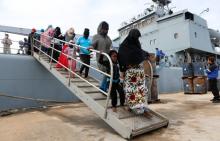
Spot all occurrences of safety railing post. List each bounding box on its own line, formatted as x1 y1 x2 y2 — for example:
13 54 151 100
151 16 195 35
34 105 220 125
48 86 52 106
31 37 34 56
50 38 54 70
103 54 114 119
38 44 42 60
68 51 73 86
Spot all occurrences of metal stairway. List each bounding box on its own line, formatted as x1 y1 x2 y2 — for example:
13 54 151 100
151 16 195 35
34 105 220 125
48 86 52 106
31 36 169 139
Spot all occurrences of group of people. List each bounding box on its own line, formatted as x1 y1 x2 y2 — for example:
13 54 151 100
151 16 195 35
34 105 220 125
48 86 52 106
88 21 150 114
28 25 91 78
28 21 150 115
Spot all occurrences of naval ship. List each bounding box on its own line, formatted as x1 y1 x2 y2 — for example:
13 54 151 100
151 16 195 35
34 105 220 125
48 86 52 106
114 0 220 67
113 0 220 94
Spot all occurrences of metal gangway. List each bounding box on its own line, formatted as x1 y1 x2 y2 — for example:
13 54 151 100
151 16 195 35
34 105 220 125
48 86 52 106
12 33 168 139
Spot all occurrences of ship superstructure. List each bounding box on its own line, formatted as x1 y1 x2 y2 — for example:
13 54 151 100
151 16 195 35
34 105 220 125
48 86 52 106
114 0 220 67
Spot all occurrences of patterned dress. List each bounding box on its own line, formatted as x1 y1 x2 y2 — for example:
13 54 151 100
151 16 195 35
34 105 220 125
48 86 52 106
124 64 147 114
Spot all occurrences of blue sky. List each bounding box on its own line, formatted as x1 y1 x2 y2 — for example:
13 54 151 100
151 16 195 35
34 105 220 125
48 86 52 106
0 0 220 39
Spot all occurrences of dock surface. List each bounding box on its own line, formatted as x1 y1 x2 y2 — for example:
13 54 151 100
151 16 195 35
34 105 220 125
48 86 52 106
0 92 220 141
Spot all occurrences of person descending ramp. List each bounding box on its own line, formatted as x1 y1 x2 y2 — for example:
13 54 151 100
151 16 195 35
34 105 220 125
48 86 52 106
31 34 169 139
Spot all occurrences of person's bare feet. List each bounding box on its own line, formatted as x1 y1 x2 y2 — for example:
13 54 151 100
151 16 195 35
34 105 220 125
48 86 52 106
112 107 117 112
144 111 152 118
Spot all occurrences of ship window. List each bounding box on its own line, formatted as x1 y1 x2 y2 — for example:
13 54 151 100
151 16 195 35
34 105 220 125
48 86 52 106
147 19 151 24
150 39 156 45
174 33 178 39
194 32 197 38
138 23 142 28
154 39 157 44
144 20 148 26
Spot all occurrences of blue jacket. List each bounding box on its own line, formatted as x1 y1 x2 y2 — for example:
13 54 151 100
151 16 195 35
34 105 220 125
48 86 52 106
206 64 219 79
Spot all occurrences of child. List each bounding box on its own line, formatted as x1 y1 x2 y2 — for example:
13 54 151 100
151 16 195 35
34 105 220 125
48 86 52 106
99 50 125 112
206 56 220 103
64 41 77 78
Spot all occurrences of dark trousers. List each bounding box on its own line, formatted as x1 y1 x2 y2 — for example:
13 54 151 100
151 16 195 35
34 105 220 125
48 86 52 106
47 48 52 62
53 44 62 62
156 56 160 65
110 83 125 108
209 78 220 99
80 54 90 77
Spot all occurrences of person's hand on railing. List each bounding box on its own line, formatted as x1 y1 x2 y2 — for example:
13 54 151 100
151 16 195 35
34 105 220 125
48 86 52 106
76 47 80 53
120 72 125 80
87 46 93 51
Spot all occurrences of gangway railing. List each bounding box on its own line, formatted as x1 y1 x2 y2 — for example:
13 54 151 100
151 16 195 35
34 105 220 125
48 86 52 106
32 33 114 118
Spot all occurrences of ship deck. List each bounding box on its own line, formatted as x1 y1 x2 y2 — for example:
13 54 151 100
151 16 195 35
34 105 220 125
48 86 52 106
0 92 220 141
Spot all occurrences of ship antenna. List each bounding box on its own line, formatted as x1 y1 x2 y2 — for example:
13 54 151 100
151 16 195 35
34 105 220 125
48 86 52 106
200 8 209 16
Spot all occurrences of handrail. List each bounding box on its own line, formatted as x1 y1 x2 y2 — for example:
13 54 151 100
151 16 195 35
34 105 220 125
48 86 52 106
147 60 153 102
32 33 113 118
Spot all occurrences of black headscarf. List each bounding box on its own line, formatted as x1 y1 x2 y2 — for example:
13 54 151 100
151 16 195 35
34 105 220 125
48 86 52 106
53 27 61 38
118 29 145 72
83 28 90 39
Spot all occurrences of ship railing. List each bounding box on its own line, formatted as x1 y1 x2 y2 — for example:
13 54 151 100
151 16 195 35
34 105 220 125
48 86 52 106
0 39 25 54
31 34 113 118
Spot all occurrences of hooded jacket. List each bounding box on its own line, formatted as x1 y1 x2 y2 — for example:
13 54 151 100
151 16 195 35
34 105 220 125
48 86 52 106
92 21 112 71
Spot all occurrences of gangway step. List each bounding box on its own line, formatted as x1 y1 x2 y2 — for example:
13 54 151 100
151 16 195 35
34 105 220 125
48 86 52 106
86 92 107 100
33 52 169 139
75 82 99 87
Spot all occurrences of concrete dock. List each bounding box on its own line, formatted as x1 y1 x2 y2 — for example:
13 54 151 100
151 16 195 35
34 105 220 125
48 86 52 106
0 92 220 141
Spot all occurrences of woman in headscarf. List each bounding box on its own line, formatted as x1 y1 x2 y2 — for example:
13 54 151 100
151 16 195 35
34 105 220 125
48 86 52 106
118 29 148 115
64 40 77 78
64 28 75 42
53 27 64 62
40 27 54 54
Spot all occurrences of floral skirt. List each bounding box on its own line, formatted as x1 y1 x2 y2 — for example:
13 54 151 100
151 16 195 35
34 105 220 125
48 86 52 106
124 65 147 114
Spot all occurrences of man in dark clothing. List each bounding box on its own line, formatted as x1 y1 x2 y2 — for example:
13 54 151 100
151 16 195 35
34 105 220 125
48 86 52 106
27 28 36 55
53 27 64 62
77 28 91 78
155 48 160 65
206 56 220 103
